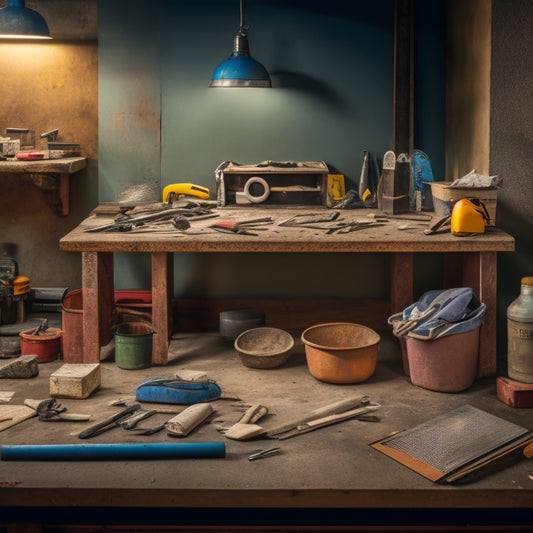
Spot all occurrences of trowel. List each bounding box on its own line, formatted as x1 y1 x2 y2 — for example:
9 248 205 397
223 404 268 440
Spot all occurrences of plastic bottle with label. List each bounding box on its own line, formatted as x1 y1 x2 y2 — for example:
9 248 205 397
507 276 533 383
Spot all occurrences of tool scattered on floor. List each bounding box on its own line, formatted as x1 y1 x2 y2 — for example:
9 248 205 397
276 404 381 440
78 404 141 439
118 408 157 430
222 404 268 440
109 396 136 407
27 398 91 422
266 396 374 438
248 447 281 461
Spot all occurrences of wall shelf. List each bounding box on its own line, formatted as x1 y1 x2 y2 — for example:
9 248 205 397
0 157 87 216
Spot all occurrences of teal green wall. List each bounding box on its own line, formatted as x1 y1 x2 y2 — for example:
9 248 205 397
98 0 445 299
160 1 393 186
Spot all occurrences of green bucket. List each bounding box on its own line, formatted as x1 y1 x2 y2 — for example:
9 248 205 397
114 322 154 370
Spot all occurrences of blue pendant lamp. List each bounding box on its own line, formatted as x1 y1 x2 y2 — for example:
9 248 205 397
209 0 271 87
0 0 51 39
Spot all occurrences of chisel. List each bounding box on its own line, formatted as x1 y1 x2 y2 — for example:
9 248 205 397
78 404 141 439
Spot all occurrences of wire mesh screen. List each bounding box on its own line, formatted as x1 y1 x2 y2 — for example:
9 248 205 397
379 404 529 474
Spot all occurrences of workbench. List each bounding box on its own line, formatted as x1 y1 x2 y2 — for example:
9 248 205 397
59 206 515 378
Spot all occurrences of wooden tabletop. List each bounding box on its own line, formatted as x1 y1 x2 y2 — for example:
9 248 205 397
0 156 87 175
60 206 515 254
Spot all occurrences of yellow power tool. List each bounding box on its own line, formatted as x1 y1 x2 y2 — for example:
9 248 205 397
14 276 30 296
162 183 210 203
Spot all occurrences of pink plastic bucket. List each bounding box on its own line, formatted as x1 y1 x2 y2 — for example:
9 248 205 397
406 328 480 392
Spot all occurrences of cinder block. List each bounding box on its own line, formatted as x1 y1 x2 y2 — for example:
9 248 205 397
50 363 101 399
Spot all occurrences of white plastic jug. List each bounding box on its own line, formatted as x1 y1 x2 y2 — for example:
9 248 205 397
507 276 533 383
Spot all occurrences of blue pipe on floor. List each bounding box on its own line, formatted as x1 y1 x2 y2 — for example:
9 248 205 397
0 442 226 461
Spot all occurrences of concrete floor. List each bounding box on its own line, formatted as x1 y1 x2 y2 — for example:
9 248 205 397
0 317 532 527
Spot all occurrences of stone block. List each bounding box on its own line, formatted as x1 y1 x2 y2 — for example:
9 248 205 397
50 363 101 399
0 354 39 378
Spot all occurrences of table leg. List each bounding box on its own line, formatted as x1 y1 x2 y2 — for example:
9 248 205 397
462 251 497 378
389 253 414 375
82 251 114 364
59 173 70 216
389 252 414 314
151 252 174 365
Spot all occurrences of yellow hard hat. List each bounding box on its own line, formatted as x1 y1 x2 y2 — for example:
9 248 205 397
451 198 491 236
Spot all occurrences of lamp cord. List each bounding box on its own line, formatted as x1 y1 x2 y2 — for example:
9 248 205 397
239 0 249 36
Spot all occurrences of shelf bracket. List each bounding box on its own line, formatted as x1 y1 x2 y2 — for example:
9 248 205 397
28 173 70 216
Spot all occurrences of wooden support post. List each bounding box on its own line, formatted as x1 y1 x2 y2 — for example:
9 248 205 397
59 173 70 216
462 251 497 377
393 0 415 155
389 252 414 315
381 0 414 215
82 252 114 364
151 252 174 365
389 252 414 375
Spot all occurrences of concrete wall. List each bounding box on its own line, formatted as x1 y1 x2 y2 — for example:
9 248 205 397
446 0 533 359
446 0 491 179
490 0 533 357
0 0 98 291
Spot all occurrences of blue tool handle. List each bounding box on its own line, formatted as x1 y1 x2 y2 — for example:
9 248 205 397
1 442 225 461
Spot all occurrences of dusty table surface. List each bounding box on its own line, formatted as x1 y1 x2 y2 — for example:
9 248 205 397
0 330 531 515
0 156 87 175
59 206 515 253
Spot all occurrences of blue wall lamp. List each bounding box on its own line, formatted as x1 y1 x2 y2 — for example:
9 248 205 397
0 0 51 39
209 0 271 88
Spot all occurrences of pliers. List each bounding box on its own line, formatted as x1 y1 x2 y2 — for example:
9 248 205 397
211 217 273 235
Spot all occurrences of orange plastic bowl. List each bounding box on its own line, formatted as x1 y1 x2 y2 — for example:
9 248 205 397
301 322 380 384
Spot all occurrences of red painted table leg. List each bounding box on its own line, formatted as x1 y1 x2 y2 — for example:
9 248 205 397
81 251 114 364
151 252 173 365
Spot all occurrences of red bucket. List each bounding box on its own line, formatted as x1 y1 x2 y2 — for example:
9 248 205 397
20 327 63 363
61 289 84 363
